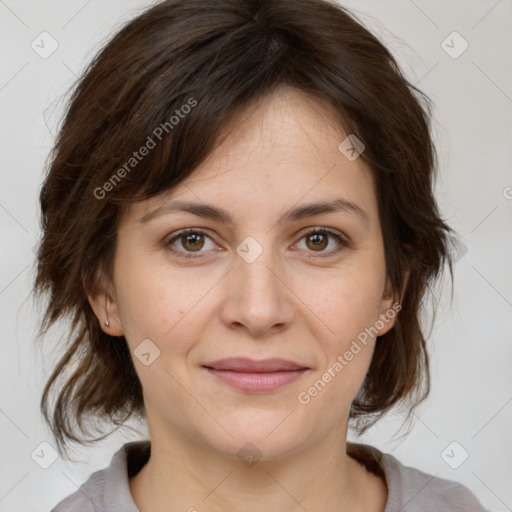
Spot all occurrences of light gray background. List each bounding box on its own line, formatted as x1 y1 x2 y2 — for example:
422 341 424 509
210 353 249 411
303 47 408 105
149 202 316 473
0 1 511 511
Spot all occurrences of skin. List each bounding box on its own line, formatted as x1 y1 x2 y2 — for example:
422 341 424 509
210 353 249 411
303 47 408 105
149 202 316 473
87 86 407 512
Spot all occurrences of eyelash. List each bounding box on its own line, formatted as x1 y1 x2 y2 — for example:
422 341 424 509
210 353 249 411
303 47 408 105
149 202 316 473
164 227 350 260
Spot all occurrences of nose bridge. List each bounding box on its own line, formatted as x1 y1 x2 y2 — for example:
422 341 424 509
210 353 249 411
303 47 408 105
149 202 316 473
222 235 294 335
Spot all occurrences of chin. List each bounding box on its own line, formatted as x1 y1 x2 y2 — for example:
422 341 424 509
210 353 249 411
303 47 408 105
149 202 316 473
200 412 312 462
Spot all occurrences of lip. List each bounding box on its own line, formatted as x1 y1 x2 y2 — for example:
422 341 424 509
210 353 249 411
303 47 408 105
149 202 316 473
202 358 309 393
203 357 308 372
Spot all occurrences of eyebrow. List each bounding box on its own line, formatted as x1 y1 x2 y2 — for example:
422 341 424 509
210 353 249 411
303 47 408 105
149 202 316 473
138 198 369 228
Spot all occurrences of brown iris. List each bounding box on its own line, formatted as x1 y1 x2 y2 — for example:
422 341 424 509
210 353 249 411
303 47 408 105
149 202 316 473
305 232 328 251
181 233 205 252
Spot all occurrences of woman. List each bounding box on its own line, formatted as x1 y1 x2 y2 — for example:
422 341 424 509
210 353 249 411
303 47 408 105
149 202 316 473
33 0 489 510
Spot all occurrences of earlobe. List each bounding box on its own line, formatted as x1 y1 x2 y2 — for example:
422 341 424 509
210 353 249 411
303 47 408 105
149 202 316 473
384 268 410 304
82 273 124 336
376 269 409 337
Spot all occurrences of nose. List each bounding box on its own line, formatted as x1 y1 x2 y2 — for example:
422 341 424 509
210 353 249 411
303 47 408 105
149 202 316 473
219 245 296 338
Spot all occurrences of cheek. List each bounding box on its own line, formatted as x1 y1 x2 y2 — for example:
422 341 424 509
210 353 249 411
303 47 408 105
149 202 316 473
298 288 379 412
293 259 386 393
112 242 174 340
113 245 219 353
299 263 386 337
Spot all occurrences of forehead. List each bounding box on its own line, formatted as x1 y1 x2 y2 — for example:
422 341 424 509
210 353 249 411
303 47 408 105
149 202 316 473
199 87 351 168
122 88 378 226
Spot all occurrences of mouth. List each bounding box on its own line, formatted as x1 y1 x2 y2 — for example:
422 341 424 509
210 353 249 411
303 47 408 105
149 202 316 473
202 357 309 393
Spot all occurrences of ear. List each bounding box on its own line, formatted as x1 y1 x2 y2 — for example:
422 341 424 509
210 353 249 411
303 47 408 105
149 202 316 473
375 268 409 336
83 268 124 336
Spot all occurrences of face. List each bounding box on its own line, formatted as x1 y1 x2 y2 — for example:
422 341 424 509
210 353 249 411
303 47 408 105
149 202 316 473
89 87 401 461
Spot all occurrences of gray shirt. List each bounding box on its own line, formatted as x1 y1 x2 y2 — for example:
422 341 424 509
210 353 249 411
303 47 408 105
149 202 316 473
50 440 489 511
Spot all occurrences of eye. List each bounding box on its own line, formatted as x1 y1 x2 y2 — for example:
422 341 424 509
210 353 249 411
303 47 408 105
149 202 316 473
164 229 216 259
294 227 350 257
164 227 350 260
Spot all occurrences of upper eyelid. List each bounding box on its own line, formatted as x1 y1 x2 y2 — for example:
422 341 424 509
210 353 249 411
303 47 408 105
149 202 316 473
165 226 348 250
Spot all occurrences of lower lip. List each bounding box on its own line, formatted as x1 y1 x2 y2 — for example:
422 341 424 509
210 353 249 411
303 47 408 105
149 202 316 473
204 368 308 392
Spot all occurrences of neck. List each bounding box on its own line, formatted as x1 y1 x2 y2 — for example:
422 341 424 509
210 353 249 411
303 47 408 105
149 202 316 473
129 424 387 512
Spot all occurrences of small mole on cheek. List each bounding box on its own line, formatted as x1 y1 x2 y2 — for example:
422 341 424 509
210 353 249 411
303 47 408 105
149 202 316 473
178 309 184 315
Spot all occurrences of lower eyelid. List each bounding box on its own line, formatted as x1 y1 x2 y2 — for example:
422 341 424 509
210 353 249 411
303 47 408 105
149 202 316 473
299 229 349 249
165 230 215 256
165 228 349 258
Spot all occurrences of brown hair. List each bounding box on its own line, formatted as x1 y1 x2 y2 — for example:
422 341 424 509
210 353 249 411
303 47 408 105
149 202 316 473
33 0 454 457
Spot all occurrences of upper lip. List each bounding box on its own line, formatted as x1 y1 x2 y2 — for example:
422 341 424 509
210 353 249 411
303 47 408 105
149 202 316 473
203 358 309 372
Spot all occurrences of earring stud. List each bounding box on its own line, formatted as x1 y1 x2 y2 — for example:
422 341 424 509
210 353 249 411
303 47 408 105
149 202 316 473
105 319 110 327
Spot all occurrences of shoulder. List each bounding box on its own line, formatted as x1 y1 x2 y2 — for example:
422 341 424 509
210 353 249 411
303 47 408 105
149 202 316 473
50 440 150 512
347 442 489 512
50 468 107 512
382 451 489 511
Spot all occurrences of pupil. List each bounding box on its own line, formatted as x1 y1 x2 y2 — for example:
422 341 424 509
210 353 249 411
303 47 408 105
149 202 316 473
184 234 203 251
308 233 327 251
